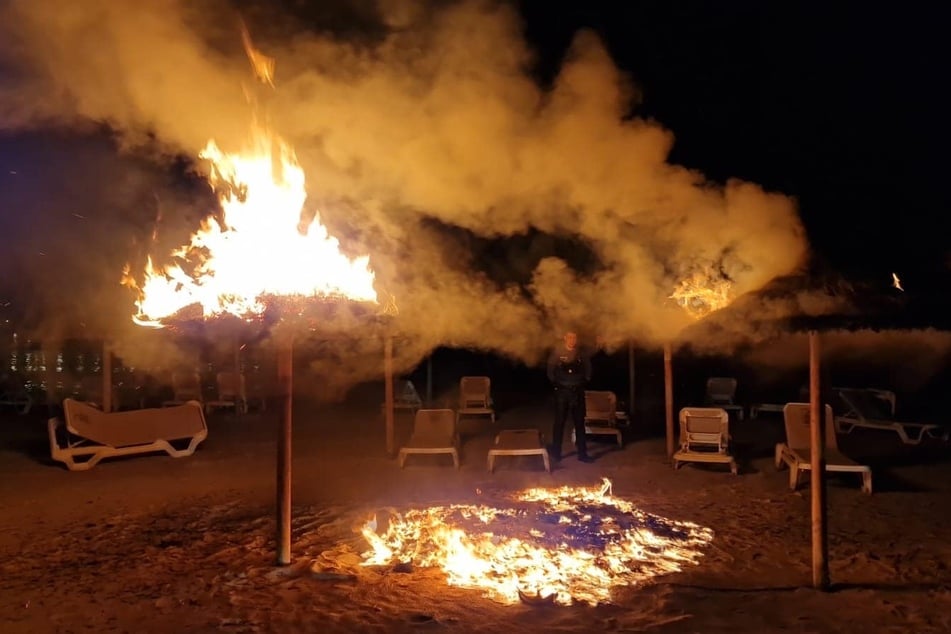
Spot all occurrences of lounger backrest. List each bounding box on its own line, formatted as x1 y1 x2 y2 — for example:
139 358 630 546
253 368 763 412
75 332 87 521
460 376 491 408
585 391 616 422
63 398 207 448
837 388 893 420
172 372 202 400
706 377 737 404
216 371 246 400
680 407 729 448
396 380 423 406
413 408 455 439
783 403 837 451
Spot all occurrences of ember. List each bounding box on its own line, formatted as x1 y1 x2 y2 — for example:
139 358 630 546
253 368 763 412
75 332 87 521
360 479 713 606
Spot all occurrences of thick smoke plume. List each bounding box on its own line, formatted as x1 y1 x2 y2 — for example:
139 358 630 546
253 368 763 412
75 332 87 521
0 0 810 387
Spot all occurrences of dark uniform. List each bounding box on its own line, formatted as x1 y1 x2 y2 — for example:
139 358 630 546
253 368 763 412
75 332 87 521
547 343 592 461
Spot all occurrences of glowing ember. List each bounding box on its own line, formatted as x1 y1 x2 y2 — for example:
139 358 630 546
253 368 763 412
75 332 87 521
123 127 377 327
670 270 732 319
360 479 713 606
892 272 904 292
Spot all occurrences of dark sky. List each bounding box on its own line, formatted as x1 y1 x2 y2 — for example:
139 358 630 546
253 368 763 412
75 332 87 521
519 1 948 283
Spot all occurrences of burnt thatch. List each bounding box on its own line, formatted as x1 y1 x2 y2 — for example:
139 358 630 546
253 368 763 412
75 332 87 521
677 265 951 352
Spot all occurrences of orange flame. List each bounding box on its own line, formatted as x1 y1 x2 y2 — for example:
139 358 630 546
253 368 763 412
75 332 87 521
670 270 732 319
360 479 713 606
125 127 376 327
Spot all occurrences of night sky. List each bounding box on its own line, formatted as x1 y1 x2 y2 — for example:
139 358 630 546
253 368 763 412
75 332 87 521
519 2 948 283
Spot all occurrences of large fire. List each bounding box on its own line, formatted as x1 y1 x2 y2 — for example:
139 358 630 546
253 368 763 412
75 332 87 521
670 270 733 319
359 479 713 606
123 128 377 327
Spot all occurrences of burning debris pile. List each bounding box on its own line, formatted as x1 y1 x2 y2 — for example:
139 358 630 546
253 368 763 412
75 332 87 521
358 479 713 607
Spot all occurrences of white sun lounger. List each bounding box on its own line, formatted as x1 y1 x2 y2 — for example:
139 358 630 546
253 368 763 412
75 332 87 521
49 398 208 471
487 429 550 473
673 407 738 474
776 403 872 494
705 376 745 420
456 376 495 424
398 408 460 468
570 390 623 447
833 388 948 445
163 371 203 408
205 371 249 415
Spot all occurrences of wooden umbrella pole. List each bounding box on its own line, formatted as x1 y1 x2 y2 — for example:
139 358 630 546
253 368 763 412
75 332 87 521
809 330 830 589
384 335 395 455
426 355 433 407
664 343 674 458
101 338 112 413
627 340 635 421
276 338 293 566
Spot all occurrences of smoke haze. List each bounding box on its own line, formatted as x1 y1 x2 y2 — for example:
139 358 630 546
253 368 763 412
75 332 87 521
1 0 814 386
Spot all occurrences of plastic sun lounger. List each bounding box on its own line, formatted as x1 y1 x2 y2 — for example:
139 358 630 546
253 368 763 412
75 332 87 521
49 398 208 471
570 390 623 447
705 376 745 420
398 408 460 468
162 372 203 408
833 388 948 445
456 376 496 424
205 371 249 415
383 379 423 414
487 429 550 473
776 403 872 494
673 407 738 474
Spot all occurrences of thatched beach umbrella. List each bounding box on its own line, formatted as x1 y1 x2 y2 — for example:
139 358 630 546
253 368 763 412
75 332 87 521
677 268 948 590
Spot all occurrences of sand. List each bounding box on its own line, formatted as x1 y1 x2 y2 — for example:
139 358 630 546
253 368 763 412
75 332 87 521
1 389 950 633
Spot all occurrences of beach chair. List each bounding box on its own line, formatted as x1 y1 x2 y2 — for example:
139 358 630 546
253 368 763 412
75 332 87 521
776 403 873 494
673 407 738 474
49 398 208 471
398 408 459 468
395 379 423 412
0 372 33 415
456 376 495 424
487 429 550 473
205 371 248 415
705 376 744 420
163 372 203 407
571 390 623 447
832 388 947 445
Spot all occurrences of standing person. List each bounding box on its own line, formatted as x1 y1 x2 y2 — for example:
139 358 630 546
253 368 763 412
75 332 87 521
547 330 593 463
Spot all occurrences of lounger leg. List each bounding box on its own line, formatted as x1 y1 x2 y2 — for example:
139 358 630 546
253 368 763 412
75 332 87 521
899 426 924 445
730 459 738 476
862 472 873 495
542 453 550 473
789 466 800 491
774 444 785 470
452 450 459 469
487 454 495 473
398 451 407 469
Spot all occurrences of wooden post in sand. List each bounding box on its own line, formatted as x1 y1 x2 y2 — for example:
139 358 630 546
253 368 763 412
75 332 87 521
276 339 293 566
384 335 395 455
627 341 635 420
809 330 830 589
664 343 675 458
101 339 112 413
426 355 433 407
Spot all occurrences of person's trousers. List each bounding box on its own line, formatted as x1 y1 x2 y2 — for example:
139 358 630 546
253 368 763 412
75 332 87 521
552 387 587 459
